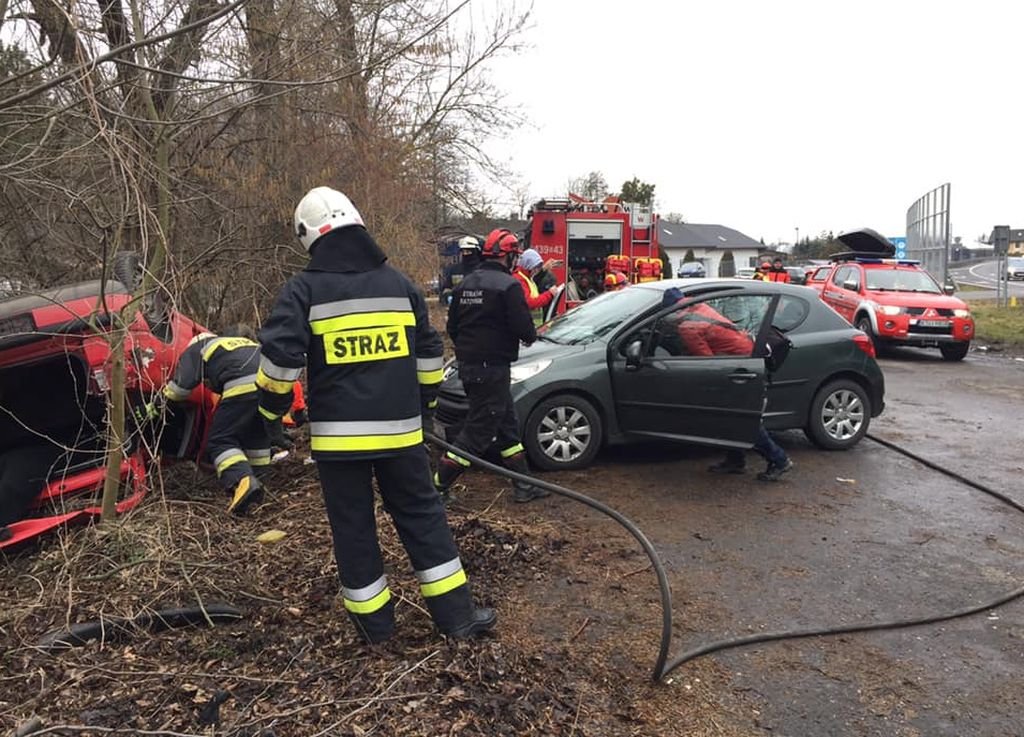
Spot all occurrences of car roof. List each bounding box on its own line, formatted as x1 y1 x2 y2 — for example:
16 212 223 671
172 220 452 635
635 277 814 296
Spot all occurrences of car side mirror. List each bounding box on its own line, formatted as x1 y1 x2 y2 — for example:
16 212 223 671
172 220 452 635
943 283 956 295
843 279 859 292
625 340 643 370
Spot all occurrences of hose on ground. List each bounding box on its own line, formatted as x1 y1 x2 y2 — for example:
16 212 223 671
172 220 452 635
427 430 1024 682
425 432 674 682
659 433 1024 675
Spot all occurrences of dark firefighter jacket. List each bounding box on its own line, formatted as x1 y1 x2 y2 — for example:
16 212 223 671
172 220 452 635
256 227 444 461
447 260 536 365
164 336 260 401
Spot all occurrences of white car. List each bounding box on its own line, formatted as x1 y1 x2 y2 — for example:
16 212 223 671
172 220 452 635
735 267 757 279
1007 257 1024 281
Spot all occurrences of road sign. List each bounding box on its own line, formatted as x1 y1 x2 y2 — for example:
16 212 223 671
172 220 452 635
889 236 907 259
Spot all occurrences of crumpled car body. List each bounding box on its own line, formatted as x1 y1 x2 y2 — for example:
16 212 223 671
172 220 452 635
0 280 213 551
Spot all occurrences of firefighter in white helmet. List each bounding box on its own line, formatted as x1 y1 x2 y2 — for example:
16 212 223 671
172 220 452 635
256 186 495 643
439 234 482 304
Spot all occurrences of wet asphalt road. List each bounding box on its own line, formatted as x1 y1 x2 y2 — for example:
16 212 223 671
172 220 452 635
566 346 1024 735
694 347 1024 736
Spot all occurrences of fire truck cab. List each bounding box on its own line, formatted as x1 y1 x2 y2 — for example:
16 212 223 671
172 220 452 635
522 195 663 317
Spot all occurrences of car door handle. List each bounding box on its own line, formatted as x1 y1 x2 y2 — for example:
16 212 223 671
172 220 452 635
729 370 759 382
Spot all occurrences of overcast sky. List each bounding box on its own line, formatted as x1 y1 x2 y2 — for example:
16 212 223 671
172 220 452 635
477 0 1021 246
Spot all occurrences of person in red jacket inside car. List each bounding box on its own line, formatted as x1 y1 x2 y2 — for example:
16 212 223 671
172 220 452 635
513 248 562 324
664 289 793 482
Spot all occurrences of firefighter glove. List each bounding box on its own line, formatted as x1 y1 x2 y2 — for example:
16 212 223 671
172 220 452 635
264 417 292 450
133 395 165 424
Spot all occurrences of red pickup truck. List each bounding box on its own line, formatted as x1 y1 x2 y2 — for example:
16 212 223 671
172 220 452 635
816 230 974 361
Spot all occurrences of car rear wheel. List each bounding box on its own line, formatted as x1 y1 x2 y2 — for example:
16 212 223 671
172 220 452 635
939 342 969 361
524 394 602 471
804 379 871 450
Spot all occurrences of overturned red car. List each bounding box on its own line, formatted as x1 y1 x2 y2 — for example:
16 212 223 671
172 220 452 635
0 278 213 551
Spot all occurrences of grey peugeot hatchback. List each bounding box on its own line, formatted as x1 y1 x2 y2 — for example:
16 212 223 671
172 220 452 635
436 279 885 471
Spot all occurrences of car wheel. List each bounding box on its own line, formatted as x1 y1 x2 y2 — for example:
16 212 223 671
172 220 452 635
855 315 880 353
939 342 969 361
524 394 603 471
804 379 871 450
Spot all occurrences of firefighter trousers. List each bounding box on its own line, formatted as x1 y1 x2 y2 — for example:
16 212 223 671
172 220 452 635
317 449 475 643
206 395 271 491
442 364 520 468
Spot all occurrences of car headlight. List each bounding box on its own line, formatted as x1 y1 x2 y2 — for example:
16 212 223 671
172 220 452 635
510 359 552 384
953 309 971 318
876 305 903 316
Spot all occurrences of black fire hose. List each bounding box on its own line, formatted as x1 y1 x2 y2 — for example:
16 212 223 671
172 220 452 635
425 432 674 681
36 603 243 652
428 431 1024 683
660 433 1024 674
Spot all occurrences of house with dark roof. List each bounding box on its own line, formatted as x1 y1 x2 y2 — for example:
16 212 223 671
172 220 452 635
657 221 762 277
1005 227 1024 256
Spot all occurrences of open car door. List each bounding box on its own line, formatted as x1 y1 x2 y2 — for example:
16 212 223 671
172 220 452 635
609 290 780 448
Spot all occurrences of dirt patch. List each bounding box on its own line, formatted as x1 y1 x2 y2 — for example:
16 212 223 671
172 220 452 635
1 453 761 736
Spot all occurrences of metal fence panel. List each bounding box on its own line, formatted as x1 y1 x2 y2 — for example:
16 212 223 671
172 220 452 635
906 183 951 284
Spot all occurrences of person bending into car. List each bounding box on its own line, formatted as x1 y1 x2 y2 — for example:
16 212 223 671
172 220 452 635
663 288 793 482
160 328 275 514
435 229 551 504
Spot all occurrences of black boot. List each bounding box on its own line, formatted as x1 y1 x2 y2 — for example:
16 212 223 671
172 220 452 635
446 607 497 639
503 452 550 503
433 455 465 505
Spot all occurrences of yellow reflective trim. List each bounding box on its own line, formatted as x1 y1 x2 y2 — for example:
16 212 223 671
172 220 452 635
248 456 271 467
420 569 467 598
445 451 471 467
259 406 283 421
310 311 415 335
344 587 392 615
256 368 294 394
221 383 257 398
311 429 423 452
500 443 524 458
417 368 444 384
203 336 257 361
323 325 409 365
427 399 438 409
216 453 247 474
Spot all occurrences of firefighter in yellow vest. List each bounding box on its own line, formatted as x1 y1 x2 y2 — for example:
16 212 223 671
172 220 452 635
512 248 561 324
256 186 495 644
162 330 271 515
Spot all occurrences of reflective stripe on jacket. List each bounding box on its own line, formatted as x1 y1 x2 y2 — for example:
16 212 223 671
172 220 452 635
257 227 443 460
164 336 260 401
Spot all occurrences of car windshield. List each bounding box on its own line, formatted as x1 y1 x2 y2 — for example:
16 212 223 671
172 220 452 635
864 268 941 293
1009 257 1024 267
538 288 660 344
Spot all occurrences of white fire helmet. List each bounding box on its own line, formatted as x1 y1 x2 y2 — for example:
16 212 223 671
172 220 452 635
293 187 364 252
188 332 216 347
458 235 481 252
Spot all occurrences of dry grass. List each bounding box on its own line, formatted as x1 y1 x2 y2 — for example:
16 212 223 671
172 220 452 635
967 301 1024 349
1 452 761 737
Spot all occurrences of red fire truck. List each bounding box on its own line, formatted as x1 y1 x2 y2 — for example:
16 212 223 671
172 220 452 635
522 194 664 317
